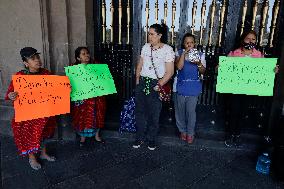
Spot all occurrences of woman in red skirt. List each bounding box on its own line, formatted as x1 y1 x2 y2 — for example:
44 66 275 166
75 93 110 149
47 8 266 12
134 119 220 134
70 47 106 147
6 47 57 170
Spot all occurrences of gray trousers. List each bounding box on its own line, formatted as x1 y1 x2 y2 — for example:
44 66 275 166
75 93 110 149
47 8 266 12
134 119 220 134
173 93 198 135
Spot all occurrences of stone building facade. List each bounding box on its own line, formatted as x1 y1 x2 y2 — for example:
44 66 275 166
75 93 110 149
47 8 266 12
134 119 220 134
0 0 95 99
1 0 284 136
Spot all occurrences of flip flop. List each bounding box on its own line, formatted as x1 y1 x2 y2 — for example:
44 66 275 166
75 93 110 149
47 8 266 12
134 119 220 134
29 158 42 170
40 155 56 162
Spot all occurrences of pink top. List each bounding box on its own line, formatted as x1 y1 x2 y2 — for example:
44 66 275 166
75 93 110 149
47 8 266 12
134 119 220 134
228 48 263 58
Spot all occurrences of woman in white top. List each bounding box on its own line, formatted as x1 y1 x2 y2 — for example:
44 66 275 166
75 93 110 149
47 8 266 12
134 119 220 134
133 23 175 150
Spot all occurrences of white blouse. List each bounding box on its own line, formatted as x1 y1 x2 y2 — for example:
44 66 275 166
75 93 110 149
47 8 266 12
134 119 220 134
140 43 175 79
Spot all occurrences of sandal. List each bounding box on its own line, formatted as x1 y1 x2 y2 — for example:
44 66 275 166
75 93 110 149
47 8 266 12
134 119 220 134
187 135 194 144
29 158 42 170
180 133 187 141
95 136 105 144
40 154 56 162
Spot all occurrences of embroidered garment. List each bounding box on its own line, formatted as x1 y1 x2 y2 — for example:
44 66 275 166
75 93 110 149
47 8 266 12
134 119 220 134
71 96 106 137
5 68 57 156
70 62 106 137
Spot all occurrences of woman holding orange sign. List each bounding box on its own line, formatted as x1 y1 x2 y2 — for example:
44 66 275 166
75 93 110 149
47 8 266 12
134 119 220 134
6 47 57 170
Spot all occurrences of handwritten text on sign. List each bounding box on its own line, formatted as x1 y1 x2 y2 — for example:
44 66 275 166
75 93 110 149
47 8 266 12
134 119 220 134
216 56 277 96
65 64 117 101
12 75 71 122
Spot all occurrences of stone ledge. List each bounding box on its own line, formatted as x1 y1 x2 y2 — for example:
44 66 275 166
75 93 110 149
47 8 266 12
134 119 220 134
0 119 263 153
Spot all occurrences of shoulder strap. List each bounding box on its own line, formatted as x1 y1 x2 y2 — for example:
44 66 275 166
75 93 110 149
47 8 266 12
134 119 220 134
150 47 160 79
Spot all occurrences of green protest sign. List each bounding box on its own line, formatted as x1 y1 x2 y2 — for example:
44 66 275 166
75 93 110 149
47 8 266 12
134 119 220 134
216 56 277 96
65 64 117 101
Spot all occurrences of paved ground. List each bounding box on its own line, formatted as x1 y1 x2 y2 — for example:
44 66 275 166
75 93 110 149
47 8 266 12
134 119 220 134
1 132 284 189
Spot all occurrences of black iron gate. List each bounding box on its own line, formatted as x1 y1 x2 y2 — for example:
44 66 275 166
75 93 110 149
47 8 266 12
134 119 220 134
93 0 283 134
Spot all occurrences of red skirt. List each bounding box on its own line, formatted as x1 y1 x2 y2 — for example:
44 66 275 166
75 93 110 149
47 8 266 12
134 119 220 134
5 69 57 156
11 117 56 156
71 96 106 133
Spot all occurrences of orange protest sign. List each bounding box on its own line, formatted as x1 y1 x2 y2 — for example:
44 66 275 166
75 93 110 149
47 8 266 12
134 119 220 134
12 75 71 122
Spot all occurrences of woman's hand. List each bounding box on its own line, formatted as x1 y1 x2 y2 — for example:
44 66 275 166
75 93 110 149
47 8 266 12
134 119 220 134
192 59 201 65
8 92 18 101
183 50 189 56
274 65 279 73
215 65 219 73
153 85 159 91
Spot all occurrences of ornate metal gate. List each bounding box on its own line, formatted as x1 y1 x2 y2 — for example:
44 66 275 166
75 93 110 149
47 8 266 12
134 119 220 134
93 0 283 133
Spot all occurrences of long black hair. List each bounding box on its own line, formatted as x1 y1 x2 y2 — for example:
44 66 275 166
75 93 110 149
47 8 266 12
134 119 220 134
73 46 90 65
181 33 195 49
149 23 169 44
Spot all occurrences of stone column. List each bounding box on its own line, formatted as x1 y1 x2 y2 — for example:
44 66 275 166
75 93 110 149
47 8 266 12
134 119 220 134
67 0 88 59
47 0 70 75
47 0 93 75
0 0 49 99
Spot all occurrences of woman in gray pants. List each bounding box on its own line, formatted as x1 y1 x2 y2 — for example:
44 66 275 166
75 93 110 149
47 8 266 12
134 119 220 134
174 33 206 144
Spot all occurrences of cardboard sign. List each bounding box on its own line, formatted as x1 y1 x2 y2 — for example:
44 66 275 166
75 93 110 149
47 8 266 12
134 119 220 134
216 56 277 96
65 64 117 101
13 75 71 122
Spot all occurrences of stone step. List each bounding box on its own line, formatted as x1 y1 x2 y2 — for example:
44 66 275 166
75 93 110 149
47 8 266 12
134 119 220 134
0 101 265 146
0 119 264 154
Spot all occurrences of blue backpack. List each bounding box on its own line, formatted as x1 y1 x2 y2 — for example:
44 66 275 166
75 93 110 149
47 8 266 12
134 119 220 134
119 97 136 133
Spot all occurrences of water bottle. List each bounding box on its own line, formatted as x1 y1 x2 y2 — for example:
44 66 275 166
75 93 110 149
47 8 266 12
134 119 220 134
256 153 271 175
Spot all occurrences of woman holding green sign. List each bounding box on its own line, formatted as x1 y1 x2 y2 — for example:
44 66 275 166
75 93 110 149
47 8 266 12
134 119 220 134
224 30 279 147
70 47 106 147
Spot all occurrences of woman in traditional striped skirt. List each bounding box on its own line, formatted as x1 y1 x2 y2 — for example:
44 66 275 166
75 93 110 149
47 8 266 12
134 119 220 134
6 47 57 170
70 47 106 147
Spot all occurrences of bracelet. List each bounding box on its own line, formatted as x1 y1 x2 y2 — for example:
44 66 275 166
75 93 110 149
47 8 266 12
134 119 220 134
197 65 202 68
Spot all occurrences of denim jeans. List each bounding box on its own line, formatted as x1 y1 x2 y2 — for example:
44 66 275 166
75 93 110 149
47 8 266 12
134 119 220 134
174 93 198 135
135 77 162 144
